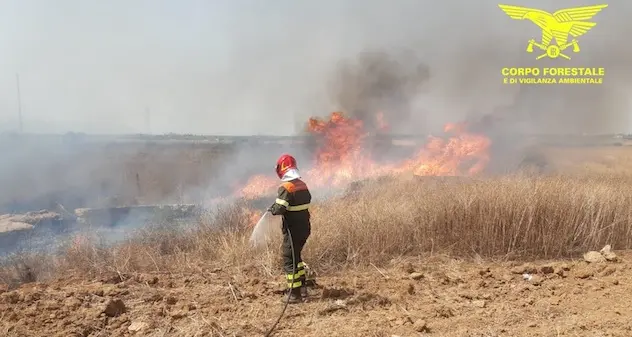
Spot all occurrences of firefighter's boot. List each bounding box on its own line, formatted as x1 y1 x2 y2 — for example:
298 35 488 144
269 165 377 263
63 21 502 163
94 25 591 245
287 287 303 304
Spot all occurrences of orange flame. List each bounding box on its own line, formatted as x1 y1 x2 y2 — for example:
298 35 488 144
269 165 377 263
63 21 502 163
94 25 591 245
243 207 260 228
238 112 491 199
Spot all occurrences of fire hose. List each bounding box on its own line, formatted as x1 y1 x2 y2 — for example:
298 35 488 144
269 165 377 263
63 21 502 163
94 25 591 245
262 211 296 337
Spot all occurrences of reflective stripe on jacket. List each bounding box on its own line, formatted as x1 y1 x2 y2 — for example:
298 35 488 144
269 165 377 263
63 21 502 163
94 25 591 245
270 178 311 218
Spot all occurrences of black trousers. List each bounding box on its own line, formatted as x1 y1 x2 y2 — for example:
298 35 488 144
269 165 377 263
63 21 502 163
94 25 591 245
281 221 310 288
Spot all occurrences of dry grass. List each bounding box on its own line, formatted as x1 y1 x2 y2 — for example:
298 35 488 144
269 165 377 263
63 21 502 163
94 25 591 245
3 170 632 289
309 173 632 263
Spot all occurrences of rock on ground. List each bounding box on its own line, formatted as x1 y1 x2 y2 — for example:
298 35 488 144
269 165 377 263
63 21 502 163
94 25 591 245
584 251 606 263
3 252 632 337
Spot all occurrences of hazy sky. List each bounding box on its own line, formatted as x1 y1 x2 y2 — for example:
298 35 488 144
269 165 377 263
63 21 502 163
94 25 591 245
0 0 630 135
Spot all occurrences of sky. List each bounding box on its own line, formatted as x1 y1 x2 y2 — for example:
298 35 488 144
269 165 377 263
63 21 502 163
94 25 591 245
0 0 630 135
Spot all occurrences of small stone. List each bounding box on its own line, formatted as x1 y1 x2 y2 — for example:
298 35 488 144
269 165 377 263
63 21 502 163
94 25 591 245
472 300 486 308
409 272 424 280
603 252 619 262
600 245 618 262
530 275 543 286
600 268 616 278
584 251 606 263
413 319 429 332
604 252 618 261
128 321 149 332
574 268 594 279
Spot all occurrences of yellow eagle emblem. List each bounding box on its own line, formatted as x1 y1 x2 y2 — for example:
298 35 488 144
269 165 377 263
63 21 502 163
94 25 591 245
498 4 608 60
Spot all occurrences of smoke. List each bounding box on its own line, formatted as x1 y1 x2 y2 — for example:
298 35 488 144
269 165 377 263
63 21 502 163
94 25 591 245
318 0 632 137
329 51 431 133
0 0 629 135
1 0 632 214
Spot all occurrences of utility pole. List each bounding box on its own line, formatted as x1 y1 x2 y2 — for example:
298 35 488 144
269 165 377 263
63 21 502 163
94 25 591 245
16 73 23 133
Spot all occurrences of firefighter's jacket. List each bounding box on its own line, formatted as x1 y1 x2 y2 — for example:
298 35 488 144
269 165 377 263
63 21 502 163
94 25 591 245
269 178 311 230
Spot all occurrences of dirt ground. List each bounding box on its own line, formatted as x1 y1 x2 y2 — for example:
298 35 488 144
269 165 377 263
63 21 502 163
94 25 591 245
1 250 630 337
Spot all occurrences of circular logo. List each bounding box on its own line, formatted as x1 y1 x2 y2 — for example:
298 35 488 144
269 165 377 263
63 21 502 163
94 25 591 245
546 45 561 58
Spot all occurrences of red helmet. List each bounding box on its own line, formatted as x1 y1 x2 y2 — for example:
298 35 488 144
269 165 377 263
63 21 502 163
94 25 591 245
275 154 297 179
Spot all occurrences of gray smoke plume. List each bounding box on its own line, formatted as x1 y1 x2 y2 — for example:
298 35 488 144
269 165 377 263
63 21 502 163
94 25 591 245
318 0 632 138
2 0 631 135
329 50 431 133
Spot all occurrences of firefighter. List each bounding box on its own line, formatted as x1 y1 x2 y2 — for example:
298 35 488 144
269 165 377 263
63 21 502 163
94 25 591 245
267 153 312 303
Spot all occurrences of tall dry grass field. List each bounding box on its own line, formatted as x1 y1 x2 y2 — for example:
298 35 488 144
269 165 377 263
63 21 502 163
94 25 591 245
3 169 632 288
